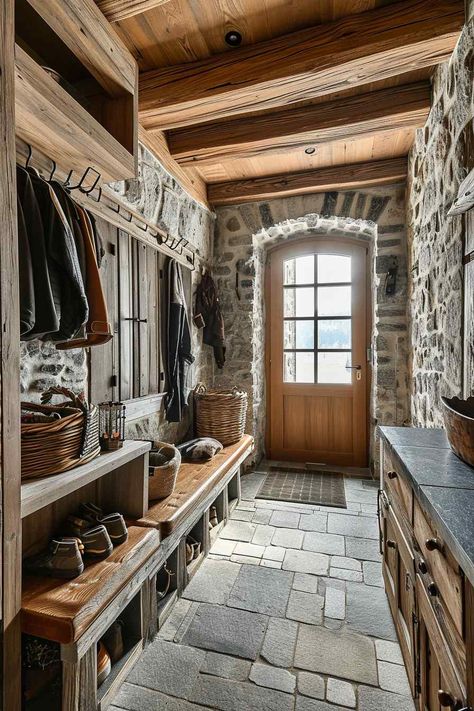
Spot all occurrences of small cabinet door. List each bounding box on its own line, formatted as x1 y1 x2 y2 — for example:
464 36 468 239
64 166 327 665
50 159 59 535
417 576 467 711
381 500 417 694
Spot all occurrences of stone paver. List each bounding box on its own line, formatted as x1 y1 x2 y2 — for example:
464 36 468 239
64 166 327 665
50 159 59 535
345 537 381 561
210 538 237 557
272 527 304 549
287 590 324 625
190 674 294 711
296 698 345 711
331 556 361 571
228 564 293 617
298 513 327 532
261 559 282 569
324 586 346 620
201 651 251 681
283 549 329 575
127 640 205 698
252 524 276 546
346 582 397 640
220 520 256 542
270 510 301 528
293 573 319 593
363 560 384 587
252 509 272 524
261 617 298 668
295 624 378 685
375 639 404 665
160 598 194 642
249 663 296 693
230 554 260 566
378 660 412 695
231 509 254 521
330 567 363 583
264 545 286 562
358 686 415 711
326 678 356 708
297 671 325 700
113 683 209 711
303 531 345 555
233 542 265 558
328 514 379 540
181 603 267 660
183 559 240 605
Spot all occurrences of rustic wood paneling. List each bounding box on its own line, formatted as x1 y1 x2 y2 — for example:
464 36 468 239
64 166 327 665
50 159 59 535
138 0 462 129
208 157 408 206
96 0 171 22
167 82 432 166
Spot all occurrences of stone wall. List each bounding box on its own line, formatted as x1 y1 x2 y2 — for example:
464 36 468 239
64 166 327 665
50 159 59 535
214 186 409 466
407 17 474 426
21 142 215 443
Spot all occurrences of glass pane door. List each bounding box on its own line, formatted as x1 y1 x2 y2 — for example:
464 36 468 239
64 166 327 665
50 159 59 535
283 253 352 384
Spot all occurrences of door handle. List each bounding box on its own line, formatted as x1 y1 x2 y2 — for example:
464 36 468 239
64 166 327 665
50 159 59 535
345 365 361 370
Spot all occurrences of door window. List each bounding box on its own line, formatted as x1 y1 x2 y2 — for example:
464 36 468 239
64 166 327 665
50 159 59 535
283 253 352 383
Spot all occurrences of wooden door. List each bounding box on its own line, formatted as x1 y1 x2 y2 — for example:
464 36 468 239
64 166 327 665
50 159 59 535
266 239 368 466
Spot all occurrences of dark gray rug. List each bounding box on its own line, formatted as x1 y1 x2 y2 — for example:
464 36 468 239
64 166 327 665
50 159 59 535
256 467 347 508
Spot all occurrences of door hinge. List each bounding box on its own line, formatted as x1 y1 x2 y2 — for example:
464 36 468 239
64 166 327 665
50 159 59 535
366 346 373 363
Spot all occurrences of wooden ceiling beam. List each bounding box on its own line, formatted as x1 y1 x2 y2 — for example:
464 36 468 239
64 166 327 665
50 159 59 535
167 82 432 166
207 157 408 206
139 0 462 130
96 0 171 23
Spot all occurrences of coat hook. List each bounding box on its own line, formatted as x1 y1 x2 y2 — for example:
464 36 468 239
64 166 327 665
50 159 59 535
48 160 57 182
25 144 33 169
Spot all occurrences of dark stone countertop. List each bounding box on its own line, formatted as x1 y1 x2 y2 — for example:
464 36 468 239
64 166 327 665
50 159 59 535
378 426 474 587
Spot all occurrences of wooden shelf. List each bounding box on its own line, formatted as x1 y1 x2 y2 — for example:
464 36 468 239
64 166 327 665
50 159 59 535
15 44 135 183
21 526 160 645
21 441 150 519
228 498 239 515
186 551 205 580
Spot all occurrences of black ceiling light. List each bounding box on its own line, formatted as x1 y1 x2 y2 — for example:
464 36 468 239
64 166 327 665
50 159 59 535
225 30 243 47
305 147 316 155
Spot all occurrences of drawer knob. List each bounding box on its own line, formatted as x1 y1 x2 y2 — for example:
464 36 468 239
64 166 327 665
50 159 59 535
428 582 438 597
438 690 457 708
418 559 428 574
425 537 441 552
387 471 397 480
386 539 397 549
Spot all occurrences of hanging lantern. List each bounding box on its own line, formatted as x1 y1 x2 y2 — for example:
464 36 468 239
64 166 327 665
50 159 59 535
98 402 126 451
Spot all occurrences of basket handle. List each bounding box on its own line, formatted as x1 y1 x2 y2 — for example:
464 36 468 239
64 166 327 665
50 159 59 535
194 383 207 396
41 387 87 411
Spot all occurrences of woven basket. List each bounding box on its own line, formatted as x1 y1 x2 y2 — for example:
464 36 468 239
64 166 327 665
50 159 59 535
21 387 100 480
194 383 247 446
149 442 181 501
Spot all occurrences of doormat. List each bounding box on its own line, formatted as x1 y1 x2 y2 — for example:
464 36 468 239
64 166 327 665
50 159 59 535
256 467 347 508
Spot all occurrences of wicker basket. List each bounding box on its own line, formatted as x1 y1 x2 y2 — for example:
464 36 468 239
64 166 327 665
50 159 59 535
21 387 100 480
194 383 247 446
149 442 181 501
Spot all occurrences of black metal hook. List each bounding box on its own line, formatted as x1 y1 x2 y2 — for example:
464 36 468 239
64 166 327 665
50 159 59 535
48 160 57 182
67 166 101 193
25 144 32 169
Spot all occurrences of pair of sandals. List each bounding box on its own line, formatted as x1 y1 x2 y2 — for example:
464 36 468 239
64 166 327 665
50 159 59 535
186 536 202 565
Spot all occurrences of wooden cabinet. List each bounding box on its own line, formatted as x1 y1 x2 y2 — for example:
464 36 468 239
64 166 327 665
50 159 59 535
380 438 473 711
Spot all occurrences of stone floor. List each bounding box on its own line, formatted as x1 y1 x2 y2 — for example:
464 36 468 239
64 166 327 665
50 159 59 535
111 467 415 711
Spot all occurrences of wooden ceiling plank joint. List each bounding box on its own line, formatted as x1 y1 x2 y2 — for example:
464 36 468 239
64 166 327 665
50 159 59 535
95 0 171 23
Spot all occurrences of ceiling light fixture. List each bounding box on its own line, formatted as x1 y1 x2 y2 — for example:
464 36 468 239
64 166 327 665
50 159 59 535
225 30 243 47
305 147 316 155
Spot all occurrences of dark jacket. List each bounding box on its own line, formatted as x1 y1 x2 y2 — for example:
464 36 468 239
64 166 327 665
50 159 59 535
194 272 226 368
165 259 194 423
16 166 59 339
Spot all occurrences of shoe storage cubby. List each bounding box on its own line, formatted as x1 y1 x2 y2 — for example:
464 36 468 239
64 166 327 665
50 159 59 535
227 469 242 516
209 489 228 545
155 544 183 631
185 513 208 582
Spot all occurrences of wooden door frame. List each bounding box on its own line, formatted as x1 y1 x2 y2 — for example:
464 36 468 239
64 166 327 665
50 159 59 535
264 234 373 467
1 0 22 706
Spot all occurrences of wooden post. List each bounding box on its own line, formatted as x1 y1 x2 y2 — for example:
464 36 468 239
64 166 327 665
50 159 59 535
0 0 22 708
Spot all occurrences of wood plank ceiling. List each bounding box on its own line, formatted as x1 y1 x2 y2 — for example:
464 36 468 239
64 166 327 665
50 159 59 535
107 0 465 205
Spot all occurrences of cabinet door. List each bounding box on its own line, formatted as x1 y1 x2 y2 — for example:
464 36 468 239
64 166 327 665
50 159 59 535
381 503 417 694
417 576 467 711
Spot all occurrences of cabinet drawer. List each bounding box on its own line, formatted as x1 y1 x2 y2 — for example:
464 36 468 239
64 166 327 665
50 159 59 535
416 575 467 708
383 448 413 525
414 500 464 639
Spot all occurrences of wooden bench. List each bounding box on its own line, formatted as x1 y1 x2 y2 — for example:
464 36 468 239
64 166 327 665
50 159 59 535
136 434 254 537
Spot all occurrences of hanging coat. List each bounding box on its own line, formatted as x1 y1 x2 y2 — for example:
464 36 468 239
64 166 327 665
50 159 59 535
194 272 226 368
165 259 195 422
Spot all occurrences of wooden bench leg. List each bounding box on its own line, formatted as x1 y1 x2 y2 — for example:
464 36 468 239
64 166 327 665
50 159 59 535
143 574 158 642
62 646 96 711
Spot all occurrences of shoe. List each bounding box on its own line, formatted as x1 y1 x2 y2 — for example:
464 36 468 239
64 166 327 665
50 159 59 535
187 536 201 559
186 543 194 565
78 504 128 546
210 506 218 527
101 620 124 664
24 538 84 579
82 525 113 560
99 513 128 546
97 642 111 686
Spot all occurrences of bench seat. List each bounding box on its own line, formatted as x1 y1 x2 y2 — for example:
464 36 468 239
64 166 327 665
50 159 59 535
137 435 254 537
21 526 160 645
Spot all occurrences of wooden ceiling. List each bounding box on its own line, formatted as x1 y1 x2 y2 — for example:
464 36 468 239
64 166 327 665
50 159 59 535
102 0 465 206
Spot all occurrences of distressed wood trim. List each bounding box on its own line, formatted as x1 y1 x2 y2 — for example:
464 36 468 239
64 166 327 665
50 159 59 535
208 157 408 206
139 0 463 129
168 82 432 166
96 0 171 22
